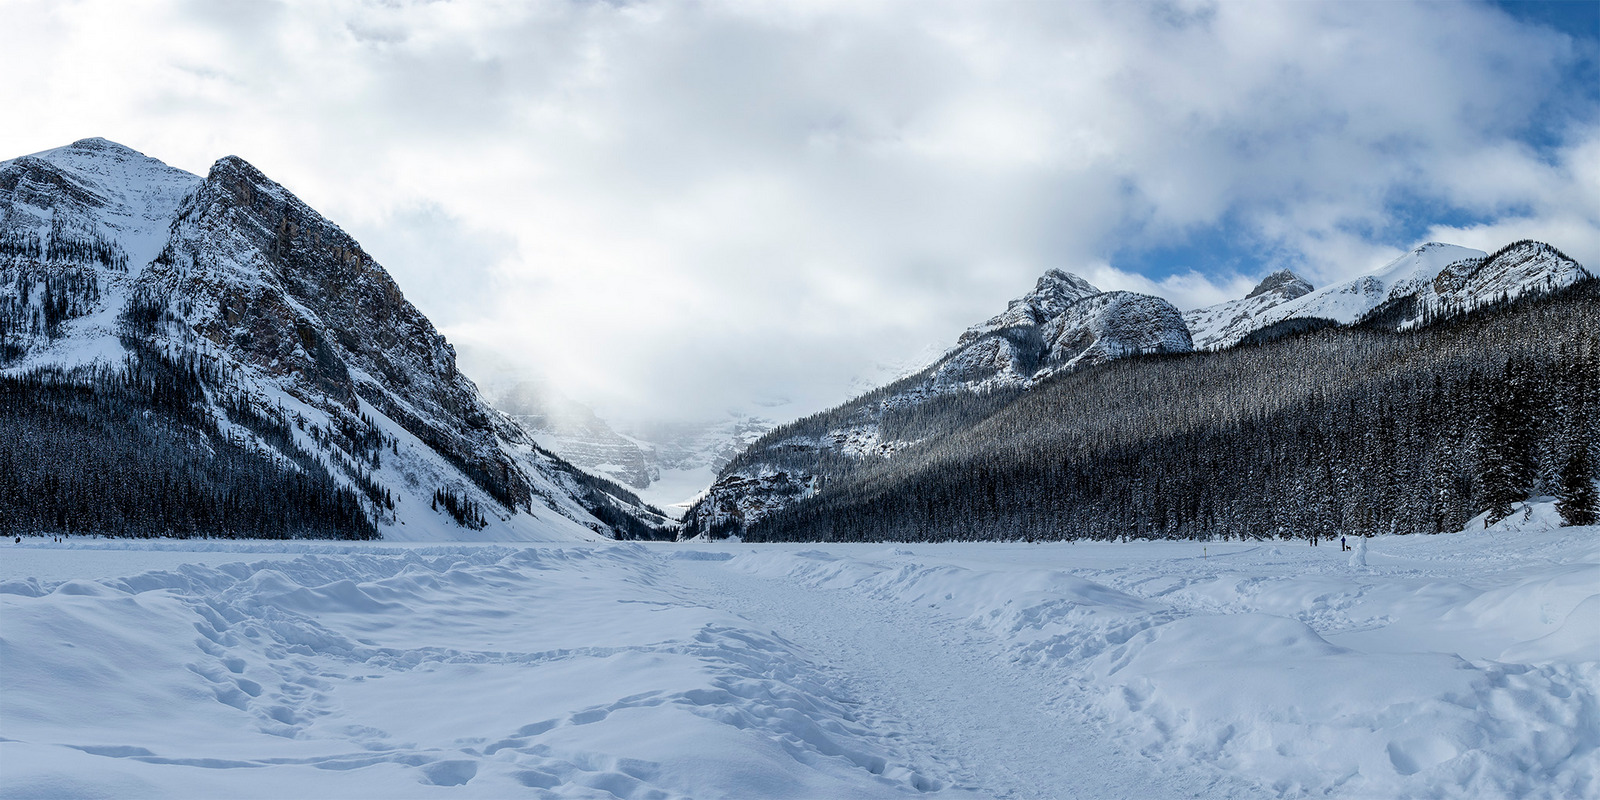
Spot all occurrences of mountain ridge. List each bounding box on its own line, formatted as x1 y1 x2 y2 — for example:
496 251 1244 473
1186 241 1592 351
733 279 1599 542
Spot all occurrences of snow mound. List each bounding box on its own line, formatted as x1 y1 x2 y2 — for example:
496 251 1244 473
1464 497 1566 533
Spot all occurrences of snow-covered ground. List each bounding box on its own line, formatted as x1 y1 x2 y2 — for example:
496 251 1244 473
2 521 1595 799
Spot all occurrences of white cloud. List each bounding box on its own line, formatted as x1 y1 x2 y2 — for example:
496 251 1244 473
2 0 1595 423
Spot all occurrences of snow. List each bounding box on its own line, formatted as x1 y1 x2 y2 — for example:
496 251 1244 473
3 522 1595 799
1273 243 1484 327
1464 496 1568 533
5 138 655 542
1184 270 1314 352
636 463 721 516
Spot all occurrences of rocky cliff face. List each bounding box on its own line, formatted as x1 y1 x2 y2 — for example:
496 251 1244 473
143 154 541 513
1 138 666 541
906 271 1192 402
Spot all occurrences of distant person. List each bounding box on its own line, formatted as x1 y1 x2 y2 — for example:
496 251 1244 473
1341 535 1348 551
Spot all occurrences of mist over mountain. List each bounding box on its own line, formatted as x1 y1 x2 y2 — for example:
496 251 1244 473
457 350 782 516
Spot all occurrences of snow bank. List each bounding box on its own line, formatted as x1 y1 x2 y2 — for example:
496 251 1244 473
1463 497 1567 534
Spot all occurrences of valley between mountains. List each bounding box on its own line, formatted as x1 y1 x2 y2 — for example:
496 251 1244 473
2 139 1597 800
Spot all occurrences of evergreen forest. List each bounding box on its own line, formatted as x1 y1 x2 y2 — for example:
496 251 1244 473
0 345 378 539
734 281 1600 542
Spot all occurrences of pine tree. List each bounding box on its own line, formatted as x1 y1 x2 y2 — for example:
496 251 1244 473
1477 360 1534 525
1555 448 1598 527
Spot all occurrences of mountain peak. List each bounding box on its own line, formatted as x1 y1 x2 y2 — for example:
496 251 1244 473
3 137 669 540
206 153 275 191
1036 268 1098 294
1412 241 1456 254
1187 239 1586 351
958 269 1100 346
38 138 171 172
1013 269 1101 321
67 137 143 155
7 137 187 181
1245 269 1313 300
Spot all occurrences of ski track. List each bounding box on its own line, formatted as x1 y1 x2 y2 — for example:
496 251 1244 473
672 556 1265 799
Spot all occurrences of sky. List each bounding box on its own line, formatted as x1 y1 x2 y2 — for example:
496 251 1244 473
2 0 1597 428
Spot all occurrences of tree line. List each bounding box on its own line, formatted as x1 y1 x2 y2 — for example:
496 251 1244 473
0 346 378 539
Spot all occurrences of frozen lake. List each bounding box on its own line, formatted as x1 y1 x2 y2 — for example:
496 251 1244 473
2 521 1595 798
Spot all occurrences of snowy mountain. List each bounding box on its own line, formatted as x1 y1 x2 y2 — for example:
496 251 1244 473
720 281 1599 543
915 270 1192 399
1186 242 1592 350
1 138 668 541
681 269 1193 537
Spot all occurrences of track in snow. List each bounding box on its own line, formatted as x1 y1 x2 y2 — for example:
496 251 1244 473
4 525 1594 799
671 556 1267 800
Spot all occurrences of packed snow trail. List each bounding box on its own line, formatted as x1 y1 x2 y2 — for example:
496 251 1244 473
671 554 1267 799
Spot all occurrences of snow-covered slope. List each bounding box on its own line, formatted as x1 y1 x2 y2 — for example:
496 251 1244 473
0 137 200 367
1 139 665 541
1359 240 1593 328
1286 243 1487 326
1184 269 1314 351
1188 242 1592 350
682 269 1193 537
